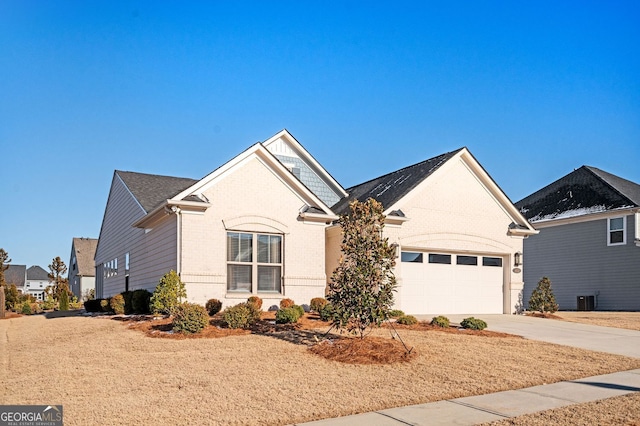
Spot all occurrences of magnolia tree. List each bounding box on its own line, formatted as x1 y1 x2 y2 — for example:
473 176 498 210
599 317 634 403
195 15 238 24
327 198 397 338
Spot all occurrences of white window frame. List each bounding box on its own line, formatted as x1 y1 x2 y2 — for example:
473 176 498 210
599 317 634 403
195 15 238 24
607 216 626 246
226 232 283 294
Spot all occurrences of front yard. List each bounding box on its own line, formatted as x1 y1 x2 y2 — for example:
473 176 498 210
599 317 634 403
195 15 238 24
1 313 639 425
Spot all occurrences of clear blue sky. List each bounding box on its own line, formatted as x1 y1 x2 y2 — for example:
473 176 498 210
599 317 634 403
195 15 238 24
1 1 639 270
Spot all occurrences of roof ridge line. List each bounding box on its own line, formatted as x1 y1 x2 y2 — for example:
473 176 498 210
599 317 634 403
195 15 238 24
584 166 637 207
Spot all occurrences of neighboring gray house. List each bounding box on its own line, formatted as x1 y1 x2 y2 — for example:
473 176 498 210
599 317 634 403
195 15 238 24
516 166 640 311
68 237 98 300
5 265 26 289
3 265 49 300
25 266 49 301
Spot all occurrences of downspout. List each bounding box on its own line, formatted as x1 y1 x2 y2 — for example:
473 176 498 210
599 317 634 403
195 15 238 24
172 206 182 276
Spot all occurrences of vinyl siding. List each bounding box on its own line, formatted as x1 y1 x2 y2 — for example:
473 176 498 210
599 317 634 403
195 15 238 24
95 173 177 298
523 214 640 311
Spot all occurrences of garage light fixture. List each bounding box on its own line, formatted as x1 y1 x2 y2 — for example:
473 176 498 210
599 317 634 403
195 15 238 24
514 251 522 267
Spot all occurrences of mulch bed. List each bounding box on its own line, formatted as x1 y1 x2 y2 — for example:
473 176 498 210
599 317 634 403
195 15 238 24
115 312 517 364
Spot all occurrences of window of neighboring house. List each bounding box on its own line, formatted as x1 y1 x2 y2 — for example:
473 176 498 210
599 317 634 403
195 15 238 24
125 252 130 273
428 254 451 264
608 217 626 246
482 257 503 267
227 232 282 293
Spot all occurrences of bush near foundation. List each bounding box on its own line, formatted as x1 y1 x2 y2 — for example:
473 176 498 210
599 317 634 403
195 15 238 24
21 302 32 315
528 276 559 314
460 317 487 330
84 299 102 312
247 296 263 310
275 307 301 324
280 298 295 309
319 303 334 321
121 291 134 314
150 270 187 315
110 294 125 315
310 297 327 313
388 309 405 318
100 299 112 312
223 302 261 329
205 299 223 316
172 303 210 334
132 289 152 314
430 316 450 328
396 315 418 325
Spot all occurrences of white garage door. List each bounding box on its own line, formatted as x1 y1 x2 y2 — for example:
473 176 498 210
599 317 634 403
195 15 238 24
399 251 504 315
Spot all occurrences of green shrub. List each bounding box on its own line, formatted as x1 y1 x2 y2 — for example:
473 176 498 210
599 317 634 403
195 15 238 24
309 297 328 313
460 317 487 330
69 296 83 310
430 315 450 328
223 303 261 329
396 315 418 325
42 295 56 310
110 294 125 315
319 303 334 321
84 299 102 312
275 307 301 324
121 291 134 314
205 299 223 316
100 299 112 312
172 303 210 334
150 270 187 315
58 291 70 311
247 296 263 309
292 304 304 319
528 276 559 314
131 289 152 314
388 309 405 318
20 302 32 315
280 298 294 309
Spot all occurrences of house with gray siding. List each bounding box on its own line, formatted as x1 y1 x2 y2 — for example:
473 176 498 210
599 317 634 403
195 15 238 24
68 237 98 300
516 166 640 311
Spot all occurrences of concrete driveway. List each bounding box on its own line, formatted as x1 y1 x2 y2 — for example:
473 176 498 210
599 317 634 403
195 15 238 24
416 314 640 358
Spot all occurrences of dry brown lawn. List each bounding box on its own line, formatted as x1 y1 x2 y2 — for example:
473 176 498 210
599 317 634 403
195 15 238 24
2 314 640 425
554 311 640 331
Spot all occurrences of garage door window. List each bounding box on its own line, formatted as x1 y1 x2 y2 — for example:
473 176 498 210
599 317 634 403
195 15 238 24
428 254 451 264
482 257 502 267
457 255 477 265
401 252 423 263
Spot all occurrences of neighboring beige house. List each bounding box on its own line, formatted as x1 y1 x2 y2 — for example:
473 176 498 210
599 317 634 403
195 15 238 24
96 130 536 314
68 237 98 300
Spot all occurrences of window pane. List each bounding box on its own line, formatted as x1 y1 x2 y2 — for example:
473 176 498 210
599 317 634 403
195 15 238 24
457 255 478 265
401 252 423 263
227 265 252 292
258 235 281 263
258 266 281 293
429 254 451 264
609 217 623 231
610 230 624 244
482 257 503 267
227 232 252 262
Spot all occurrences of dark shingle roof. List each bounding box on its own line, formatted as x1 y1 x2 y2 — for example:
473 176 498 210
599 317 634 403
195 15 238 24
26 265 49 281
72 238 98 276
117 171 198 213
5 265 26 286
515 166 640 222
331 149 463 215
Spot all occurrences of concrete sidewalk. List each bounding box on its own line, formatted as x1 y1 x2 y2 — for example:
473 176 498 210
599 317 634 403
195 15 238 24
296 369 640 425
294 315 640 425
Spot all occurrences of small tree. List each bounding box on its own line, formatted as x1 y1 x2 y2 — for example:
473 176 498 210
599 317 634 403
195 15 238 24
58 290 70 311
327 198 397 338
150 270 187 315
528 276 559 315
0 248 10 318
47 256 70 301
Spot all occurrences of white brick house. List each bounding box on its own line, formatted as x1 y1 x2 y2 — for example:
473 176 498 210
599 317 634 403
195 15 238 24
96 130 536 314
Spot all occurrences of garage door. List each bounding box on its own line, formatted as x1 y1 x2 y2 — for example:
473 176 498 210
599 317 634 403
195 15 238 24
399 251 504 315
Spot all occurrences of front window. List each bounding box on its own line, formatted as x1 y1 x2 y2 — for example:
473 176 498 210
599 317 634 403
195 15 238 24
608 217 626 246
227 232 282 293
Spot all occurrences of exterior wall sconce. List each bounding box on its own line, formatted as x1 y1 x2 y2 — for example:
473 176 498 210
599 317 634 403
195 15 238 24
514 251 522 267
